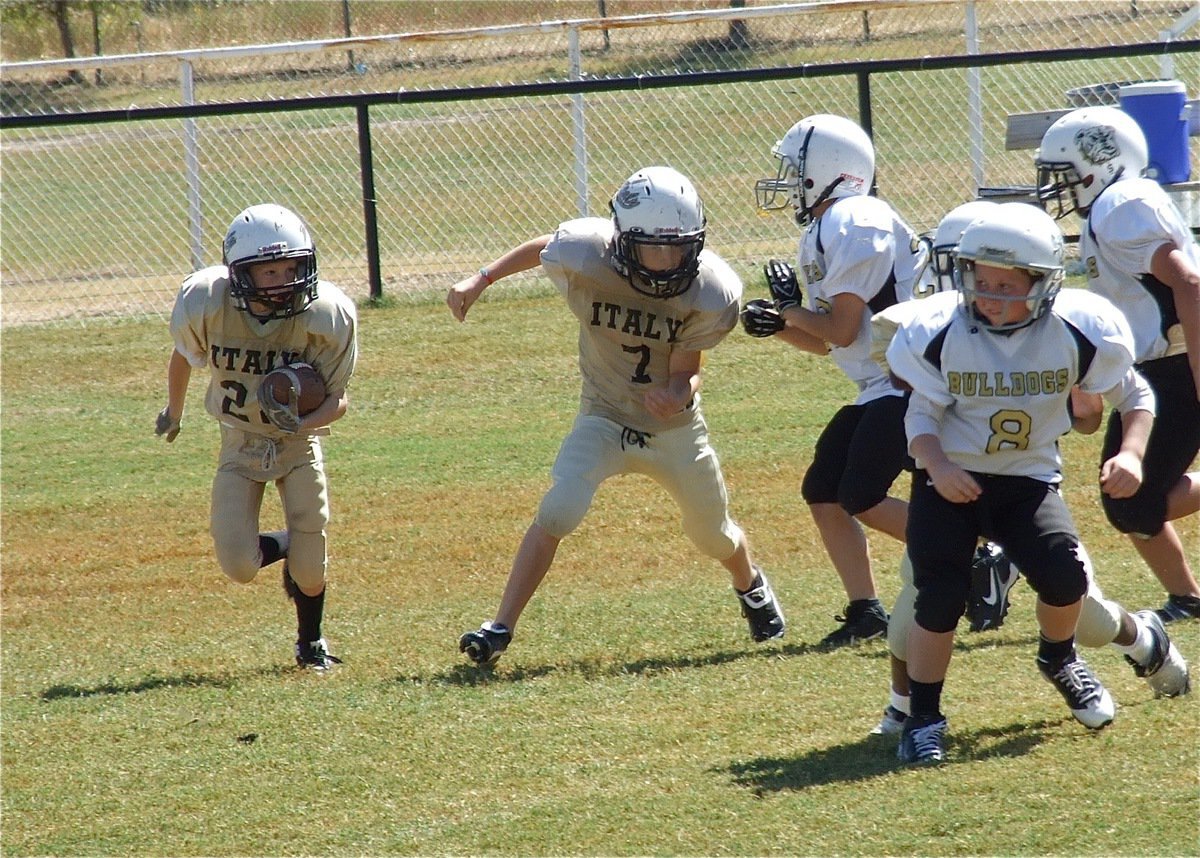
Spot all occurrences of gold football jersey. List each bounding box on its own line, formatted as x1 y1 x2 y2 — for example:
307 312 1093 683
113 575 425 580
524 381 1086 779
170 266 358 437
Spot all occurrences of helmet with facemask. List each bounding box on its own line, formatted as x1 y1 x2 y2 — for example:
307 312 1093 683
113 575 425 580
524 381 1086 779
610 166 706 299
223 204 319 321
954 203 1065 333
929 200 1003 293
1034 106 1148 219
754 113 875 228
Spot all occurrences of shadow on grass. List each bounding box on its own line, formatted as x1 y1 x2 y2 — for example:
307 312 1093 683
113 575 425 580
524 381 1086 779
39 667 289 701
397 631 1044 688
721 717 1061 793
402 642 792 687
847 631 1043 663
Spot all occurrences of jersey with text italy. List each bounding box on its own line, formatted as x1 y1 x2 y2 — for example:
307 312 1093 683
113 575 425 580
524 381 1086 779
540 217 740 433
170 266 358 437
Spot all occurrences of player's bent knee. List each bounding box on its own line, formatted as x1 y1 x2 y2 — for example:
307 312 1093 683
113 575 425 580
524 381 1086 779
1076 588 1122 649
534 499 587 540
1102 494 1165 538
1025 534 1089 606
799 476 835 506
217 556 259 584
913 579 967 634
683 517 741 560
913 601 962 634
287 560 326 594
839 485 888 517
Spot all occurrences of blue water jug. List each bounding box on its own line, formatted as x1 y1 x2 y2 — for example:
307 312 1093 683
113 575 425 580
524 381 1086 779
1119 80 1190 184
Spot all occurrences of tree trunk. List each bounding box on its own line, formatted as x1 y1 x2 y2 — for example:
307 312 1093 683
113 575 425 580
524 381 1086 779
728 0 749 50
91 1 102 86
53 0 83 84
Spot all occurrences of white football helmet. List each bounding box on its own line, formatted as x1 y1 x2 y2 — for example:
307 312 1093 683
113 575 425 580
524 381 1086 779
610 166 705 299
1034 106 1148 219
929 201 1002 293
223 204 318 320
754 113 875 228
954 202 1065 333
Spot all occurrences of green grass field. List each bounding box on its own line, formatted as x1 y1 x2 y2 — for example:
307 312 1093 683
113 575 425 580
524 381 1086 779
2 287 1197 856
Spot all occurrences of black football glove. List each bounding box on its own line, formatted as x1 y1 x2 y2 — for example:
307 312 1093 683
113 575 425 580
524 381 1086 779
764 258 802 313
740 299 785 338
154 406 181 443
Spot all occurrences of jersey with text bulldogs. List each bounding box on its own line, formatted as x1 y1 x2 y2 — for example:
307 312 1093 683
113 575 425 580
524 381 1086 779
1082 177 1200 363
539 217 740 434
170 265 358 437
886 289 1144 482
798 194 928 404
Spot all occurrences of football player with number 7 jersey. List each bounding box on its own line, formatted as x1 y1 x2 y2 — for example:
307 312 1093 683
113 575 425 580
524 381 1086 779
448 166 785 666
885 203 1156 764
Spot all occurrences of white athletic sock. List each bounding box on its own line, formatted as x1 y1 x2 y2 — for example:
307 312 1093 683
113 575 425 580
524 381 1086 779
890 689 911 716
1112 619 1154 664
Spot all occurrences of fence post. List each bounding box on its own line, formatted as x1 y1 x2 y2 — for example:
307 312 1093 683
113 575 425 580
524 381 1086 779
856 71 879 196
181 59 203 272
966 0 984 194
356 103 382 301
568 25 590 218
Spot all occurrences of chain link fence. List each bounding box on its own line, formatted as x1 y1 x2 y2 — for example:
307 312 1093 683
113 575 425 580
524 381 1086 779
2 1 1198 325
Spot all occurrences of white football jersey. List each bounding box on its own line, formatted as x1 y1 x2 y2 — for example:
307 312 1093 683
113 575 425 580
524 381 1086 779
1081 177 1200 363
886 289 1143 482
798 195 928 403
540 217 740 432
170 266 358 436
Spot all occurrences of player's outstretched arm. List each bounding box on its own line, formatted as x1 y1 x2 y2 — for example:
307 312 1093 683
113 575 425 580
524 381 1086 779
447 234 553 322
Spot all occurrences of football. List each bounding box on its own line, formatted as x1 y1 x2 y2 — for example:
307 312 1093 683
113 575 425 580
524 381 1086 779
261 362 327 416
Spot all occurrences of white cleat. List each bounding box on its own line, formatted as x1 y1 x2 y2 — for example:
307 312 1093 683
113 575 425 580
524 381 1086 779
1038 655 1116 730
870 705 907 736
1128 610 1191 698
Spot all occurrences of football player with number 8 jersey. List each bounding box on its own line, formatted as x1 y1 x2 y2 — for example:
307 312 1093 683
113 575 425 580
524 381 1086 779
885 203 1156 763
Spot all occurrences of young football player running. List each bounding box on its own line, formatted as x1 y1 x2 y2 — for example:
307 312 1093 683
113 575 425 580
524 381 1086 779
1036 106 1200 623
448 166 785 665
867 202 1188 740
743 113 926 648
156 204 358 671
885 203 1157 763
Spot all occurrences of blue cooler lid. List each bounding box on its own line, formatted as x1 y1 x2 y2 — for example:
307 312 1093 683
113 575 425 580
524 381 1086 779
1119 80 1187 98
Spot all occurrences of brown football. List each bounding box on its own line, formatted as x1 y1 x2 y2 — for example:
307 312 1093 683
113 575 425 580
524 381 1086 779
262 362 327 416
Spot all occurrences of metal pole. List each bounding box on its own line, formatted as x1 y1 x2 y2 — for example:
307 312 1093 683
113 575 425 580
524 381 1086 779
568 26 589 218
181 60 203 272
356 104 382 301
966 0 985 195
856 71 878 196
